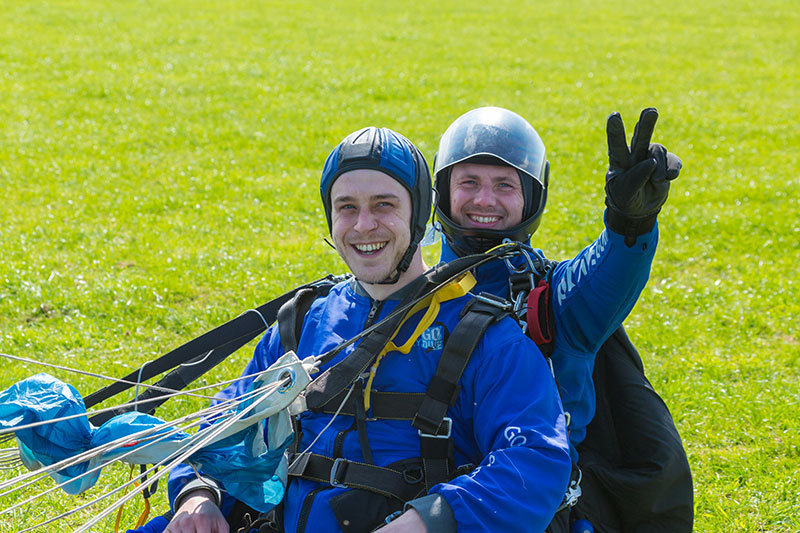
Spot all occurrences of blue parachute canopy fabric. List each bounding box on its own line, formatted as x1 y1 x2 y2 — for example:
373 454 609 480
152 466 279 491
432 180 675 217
0 351 311 513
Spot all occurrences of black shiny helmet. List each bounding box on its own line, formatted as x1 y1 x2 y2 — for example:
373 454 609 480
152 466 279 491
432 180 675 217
320 127 432 276
434 107 549 255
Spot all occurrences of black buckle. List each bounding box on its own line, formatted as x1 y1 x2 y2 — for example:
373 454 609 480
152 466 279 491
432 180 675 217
402 466 424 484
418 416 452 439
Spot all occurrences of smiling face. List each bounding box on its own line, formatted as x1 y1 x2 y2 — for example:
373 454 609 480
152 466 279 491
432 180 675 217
448 162 525 231
330 169 415 285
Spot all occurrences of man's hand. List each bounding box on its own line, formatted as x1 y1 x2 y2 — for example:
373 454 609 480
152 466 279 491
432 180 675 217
164 490 229 533
604 107 682 245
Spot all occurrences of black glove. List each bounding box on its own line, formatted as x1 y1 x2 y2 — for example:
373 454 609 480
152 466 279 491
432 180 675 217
604 107 682 246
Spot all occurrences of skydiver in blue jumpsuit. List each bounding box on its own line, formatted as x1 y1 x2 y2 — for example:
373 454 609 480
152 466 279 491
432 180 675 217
431 107 684 530
162 127 572 533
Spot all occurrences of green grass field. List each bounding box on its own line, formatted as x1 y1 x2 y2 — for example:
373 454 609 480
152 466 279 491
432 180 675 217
1 0 798 530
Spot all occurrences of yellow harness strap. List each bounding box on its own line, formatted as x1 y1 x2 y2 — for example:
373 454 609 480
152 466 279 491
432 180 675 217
363 272 477 410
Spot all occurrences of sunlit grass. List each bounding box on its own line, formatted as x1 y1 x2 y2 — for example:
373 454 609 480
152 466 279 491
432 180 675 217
1 0 798 530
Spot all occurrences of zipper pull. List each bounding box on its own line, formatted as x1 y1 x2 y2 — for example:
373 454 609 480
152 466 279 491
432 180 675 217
366 300 380 324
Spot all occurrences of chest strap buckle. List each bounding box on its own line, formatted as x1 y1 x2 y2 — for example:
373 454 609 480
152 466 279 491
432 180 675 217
418 416 452 439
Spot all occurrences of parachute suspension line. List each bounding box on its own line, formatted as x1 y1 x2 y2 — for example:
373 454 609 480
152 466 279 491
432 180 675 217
362 272 476 410
0 371 289 517
133 356 158 413
113 465 137 533
288 383 355 474
112 465 153 533
0 352 216 401
0 376 285 504
0 357 308 441
0 437 21 469
241 307 272 329
70 376 291 533
0 395 223 506
15 376 287 533
0 357 307 491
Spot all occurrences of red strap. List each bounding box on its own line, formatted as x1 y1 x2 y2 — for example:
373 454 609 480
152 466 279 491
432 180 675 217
526 279 554 346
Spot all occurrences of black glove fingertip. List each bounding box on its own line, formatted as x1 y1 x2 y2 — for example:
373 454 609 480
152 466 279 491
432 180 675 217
666 153 682 181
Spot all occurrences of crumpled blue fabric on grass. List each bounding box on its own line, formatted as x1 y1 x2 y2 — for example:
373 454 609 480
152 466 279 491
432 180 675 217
0 351 309 513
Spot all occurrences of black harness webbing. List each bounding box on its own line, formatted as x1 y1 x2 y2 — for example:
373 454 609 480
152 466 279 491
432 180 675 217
288 453 425 502
288 292 512 499
302 273 429 412
85 275 344 425
277 286 328 355
413 295 510 490
312 390 426 419
412 294 511 436
302 249 517 412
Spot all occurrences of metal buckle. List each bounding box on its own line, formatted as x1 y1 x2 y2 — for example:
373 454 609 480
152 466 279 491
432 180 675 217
418 417 452 439
329 458 348 488
472 292 513 312
556 466 583 511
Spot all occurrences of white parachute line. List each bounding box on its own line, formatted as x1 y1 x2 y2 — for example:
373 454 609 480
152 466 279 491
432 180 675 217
32 380 285 533
0 357 307 439
0 350 305 405
0 375 284 502
0 393 257 516
3 354 314 530
0 357 300 482
0 352 216 401
0 447 21 469
1 354 314 502
0 411 205 513
0 379 282 499
0 402 214 502
288 381 354 472
13 378 285 532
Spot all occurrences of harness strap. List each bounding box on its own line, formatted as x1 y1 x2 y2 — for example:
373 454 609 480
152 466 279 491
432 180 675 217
362 272 475 410
412 294 511 490
412 295 510 436
304 250 508 411
278 286 327 354
314 390 425 419
85 275 343 423
352 379 374 464
294 293 512 500
303 275 427 411
288 453 426 502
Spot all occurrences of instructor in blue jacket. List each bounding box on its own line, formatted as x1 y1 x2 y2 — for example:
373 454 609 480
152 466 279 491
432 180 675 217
165 127 572 532
434 106 681 459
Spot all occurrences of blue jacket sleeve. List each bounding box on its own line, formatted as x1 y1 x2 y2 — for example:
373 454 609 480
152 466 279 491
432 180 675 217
431 328 572 532
166 326 285 512
551 216 658 354
548 216 657 452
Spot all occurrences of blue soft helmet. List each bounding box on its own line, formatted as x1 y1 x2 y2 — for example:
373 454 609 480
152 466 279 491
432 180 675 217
320 127 432 276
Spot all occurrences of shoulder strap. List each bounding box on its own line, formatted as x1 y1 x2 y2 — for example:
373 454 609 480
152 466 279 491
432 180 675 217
289 292 514 500
304 249 515 411
413 293 512 490
277 282 335 354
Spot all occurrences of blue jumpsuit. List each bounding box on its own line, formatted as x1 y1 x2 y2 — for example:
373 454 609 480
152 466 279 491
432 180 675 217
168 279 571 532
440 219 658 461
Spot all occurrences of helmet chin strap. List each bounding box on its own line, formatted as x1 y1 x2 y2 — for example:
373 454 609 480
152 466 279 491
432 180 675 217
366 242 416 286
